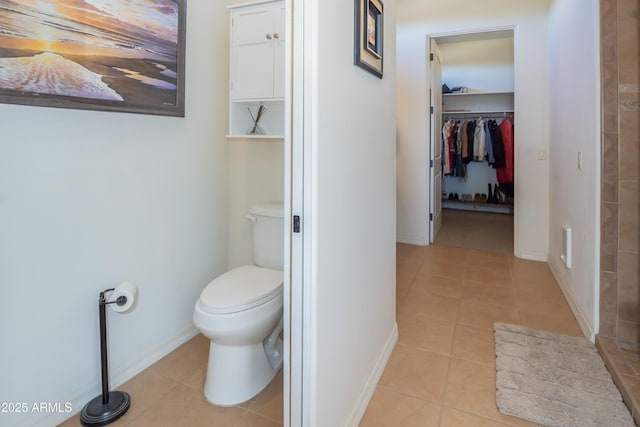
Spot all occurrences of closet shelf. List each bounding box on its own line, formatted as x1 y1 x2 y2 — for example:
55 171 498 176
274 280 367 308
443 91 514 97
443 109 514 115
441 198 513 209
226 134 284 140
442 199 514 215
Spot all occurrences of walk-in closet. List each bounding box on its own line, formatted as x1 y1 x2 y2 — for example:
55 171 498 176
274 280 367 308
428 30 516 253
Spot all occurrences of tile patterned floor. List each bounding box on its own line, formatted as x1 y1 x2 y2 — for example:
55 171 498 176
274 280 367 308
434 209 514 254
58 335 283 427
60 242 582 426
359 243 583 427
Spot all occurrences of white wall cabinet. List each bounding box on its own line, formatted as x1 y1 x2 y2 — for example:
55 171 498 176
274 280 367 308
228 0 285 138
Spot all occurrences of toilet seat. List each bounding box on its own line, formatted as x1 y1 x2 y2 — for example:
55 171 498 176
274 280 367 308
198 265 283 315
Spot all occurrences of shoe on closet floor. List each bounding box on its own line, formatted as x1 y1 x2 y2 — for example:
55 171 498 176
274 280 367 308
487 184 497 203
494 184 504 204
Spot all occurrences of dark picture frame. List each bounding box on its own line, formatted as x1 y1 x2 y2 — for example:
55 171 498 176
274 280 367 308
0 0 186 117
354 0 383 78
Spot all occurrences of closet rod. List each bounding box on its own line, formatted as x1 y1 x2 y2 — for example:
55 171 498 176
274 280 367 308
442 111 513 119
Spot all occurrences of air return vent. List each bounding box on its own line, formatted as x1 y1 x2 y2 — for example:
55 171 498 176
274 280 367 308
561 225 572 269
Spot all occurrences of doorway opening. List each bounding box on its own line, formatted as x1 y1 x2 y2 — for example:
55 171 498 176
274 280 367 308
428 28 516 254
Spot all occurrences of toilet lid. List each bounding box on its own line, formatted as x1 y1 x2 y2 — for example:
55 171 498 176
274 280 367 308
199 265 283 314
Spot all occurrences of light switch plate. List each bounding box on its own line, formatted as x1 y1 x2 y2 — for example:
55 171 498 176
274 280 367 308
578 151 583 170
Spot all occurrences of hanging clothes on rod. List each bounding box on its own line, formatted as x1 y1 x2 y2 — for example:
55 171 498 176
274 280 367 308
474 118 485 162
487 119 505 168
442 119 466 178
442 119 465 177
484 119 495 165
441 115 514 185
496 117 514 197
464 120 475 164
442 121 452 175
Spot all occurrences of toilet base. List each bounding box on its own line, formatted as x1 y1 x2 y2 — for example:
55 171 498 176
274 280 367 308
204 339 283 406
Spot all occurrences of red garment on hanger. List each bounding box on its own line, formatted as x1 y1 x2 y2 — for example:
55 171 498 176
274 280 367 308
496 119 514 184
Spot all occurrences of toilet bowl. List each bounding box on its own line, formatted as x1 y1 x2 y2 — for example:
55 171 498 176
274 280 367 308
194 265 283 406
193 203 284 406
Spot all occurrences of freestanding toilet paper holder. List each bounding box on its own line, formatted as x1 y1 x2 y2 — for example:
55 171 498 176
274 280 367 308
80 288 132 426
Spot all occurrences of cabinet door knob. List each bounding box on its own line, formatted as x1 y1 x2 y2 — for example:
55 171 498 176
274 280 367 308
273 33 279 39
266 33 272 39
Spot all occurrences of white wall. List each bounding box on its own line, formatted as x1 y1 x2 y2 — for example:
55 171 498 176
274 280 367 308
227 140 284 269
303 0 398 425
396 0 552 260
439 36 515 93
547 0 600 339
0 2 229 426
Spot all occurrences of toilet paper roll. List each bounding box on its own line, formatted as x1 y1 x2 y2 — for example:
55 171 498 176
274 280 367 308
110 282 138 313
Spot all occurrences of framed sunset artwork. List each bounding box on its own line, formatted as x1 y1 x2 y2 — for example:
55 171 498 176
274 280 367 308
0 0 186 116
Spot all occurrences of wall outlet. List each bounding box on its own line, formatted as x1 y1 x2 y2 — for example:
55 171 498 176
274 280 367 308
537 149 547 160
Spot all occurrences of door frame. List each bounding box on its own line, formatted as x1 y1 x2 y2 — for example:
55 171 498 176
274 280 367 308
285 0 310 425
425 26 519 253
428 38 443 243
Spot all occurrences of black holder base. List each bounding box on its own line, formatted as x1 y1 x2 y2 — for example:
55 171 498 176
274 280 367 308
80 391 130 426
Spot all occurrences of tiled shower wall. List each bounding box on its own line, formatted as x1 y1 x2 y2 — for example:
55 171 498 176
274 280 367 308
599 0 640 346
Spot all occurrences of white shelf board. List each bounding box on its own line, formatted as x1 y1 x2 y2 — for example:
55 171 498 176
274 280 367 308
443 91 514 96
442 200 513 214
442 110 514 115
228 0 282 11
226 134 284 140
230 97 285 103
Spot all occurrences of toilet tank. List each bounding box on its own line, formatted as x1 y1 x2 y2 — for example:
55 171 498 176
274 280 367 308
250 203 284 270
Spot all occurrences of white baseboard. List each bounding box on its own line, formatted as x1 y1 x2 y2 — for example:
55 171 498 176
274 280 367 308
396 234 428 246
24 325 199 427
344 322 399 427
516 250 548 262
548 260 595 342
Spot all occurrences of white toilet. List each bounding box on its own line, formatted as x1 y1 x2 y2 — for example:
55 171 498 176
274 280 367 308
193 203 284 406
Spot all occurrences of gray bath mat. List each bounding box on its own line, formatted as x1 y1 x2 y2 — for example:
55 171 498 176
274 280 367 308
494 322 634 427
